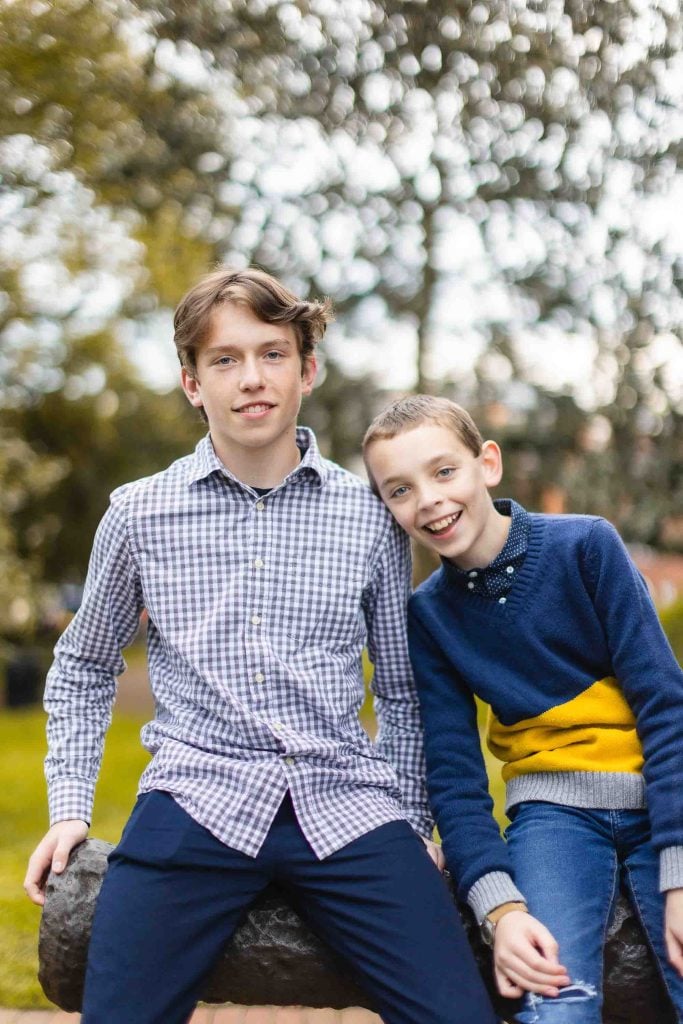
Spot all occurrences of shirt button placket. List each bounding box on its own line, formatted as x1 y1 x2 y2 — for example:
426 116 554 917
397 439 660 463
249 494 268 698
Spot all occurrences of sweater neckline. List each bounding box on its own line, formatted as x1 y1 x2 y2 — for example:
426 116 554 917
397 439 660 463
438 514 548 616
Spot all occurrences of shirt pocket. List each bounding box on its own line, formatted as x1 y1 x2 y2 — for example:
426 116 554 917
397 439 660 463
273 554 367 650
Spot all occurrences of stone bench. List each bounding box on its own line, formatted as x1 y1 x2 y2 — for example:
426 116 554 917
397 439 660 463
39 839 677 1023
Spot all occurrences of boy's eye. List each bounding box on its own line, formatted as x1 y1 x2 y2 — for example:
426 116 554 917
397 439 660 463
437 467 454 478
216 356 235 366
264 350 283 360
389 485 409 499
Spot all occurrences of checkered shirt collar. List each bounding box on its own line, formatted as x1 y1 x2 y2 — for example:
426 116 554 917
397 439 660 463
186 426 328 489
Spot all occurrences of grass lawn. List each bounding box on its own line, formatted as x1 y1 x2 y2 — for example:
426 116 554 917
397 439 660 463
0 707 150 1008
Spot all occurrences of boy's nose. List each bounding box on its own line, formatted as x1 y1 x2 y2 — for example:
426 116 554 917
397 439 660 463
418 488 443 511
238 361 265 390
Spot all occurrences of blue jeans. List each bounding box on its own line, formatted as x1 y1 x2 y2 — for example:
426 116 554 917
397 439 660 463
506 802 683 1024
83 790 496 1024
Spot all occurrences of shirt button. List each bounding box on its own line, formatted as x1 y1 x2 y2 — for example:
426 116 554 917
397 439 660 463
284 756 295 766
506 566 514 574
273 722 284 731
469 570 478 578
467 582 475 590
254 672 265 683
251 615 261 625
255 501 265 511
499 597 507 605
253 557 264 569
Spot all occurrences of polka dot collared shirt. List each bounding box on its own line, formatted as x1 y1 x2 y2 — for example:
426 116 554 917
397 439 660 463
447 499 530 603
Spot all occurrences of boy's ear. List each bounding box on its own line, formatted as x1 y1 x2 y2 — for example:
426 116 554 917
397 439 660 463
301 353 317 396
181 366 204 409
481 440 503 488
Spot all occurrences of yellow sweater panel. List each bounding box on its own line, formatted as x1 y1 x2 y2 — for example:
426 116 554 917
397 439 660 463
487 676 644 782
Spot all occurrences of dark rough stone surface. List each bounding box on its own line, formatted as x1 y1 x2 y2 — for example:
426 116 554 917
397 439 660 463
39 839 677 1022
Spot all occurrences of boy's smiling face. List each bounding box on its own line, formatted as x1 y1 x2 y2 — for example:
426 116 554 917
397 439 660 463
366 422 509 570
180 300 316 474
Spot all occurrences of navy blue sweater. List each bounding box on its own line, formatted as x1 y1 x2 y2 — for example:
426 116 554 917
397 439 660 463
408 513 683 910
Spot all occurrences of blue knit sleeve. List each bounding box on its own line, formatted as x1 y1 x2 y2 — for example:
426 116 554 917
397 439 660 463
582 518 683 853
408 598 517 906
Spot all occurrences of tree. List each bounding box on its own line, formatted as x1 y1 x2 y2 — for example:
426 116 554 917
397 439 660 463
0 0 229 621
150 0 682 545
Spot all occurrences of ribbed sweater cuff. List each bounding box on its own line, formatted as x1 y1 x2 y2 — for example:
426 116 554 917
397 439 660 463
660 847 683 891
467 871 526 924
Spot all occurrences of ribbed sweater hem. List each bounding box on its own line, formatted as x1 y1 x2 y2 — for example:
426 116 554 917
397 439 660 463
505 770 646 813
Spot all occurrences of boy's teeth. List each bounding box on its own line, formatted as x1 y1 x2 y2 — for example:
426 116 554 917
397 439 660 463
425 513 458 533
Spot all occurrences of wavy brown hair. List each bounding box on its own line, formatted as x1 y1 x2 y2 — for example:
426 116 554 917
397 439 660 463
173 267 333 375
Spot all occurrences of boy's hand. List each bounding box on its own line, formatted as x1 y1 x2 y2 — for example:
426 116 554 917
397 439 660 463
493 911 570 999
422 837 445 871
24 820 89 906
665 888 683 977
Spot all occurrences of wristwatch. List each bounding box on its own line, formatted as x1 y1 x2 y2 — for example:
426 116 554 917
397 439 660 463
480 901 528 947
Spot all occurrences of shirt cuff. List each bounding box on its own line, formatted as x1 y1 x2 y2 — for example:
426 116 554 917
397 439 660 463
467 871 526 924
48 777 95 827
660 847 683 891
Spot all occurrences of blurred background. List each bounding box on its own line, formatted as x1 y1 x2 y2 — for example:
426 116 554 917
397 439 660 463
0 0 682 1008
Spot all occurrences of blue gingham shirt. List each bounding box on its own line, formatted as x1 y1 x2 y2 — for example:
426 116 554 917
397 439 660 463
44 428 433 857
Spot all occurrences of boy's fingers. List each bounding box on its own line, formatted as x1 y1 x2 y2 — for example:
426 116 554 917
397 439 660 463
665 932 683 978
500 965 562 997
498 953 569 989
497 942 568 978
23 849 52 906
421 838 445 871
24 885 45 906
514 948 568 976
494 968 523 998
52 840 73 873
533 927 560 962
23 873 47 906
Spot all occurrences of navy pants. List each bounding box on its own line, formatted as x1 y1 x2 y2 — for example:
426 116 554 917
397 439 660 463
83 791 496 1024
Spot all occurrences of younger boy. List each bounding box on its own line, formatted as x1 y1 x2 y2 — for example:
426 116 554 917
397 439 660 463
25 277 496 1024
363 394 683 1024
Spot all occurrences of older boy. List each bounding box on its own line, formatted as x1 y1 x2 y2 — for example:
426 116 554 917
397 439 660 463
363 394 683 1024
24 274 496 1024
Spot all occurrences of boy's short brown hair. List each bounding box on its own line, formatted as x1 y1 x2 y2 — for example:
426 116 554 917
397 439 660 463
173 267 333 374
363 395 484 465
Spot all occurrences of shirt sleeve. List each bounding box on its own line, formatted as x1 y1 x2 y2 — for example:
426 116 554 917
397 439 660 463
582 518 683 882
362 520 434 840
44 492 144 826
408 598 522 914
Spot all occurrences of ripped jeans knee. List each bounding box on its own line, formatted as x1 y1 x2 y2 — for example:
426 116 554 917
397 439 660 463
515 982 599 1024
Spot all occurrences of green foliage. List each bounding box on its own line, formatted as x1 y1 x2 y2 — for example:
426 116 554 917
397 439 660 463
0 0 224 211
0 0 229 614
0 434 67 639
0 707 150 1008
9 347 204 585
